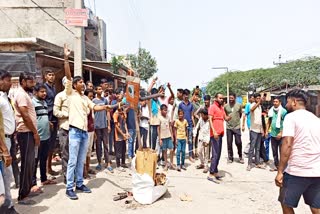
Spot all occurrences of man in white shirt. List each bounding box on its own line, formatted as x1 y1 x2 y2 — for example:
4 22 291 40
275 89 320 214
0 70 17 212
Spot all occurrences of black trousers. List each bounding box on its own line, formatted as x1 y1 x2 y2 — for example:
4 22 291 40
17 132 35 201
59 129 69 179
271 137 282 167
226 129 243 161
33 140 50 185
10 135 20 187
140 127 148 148
95 128 110 164
115 140 126 167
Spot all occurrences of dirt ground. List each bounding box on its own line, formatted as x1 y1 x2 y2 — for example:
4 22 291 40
12 129 310 214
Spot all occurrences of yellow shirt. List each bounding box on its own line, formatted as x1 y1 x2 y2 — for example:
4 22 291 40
65 79 95 131
174 119 188 140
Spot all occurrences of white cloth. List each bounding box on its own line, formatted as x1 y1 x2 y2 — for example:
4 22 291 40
0 92 15 135
193 118 210 143
268 106 283 128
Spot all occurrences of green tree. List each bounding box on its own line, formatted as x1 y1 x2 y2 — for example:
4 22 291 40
206 57 320 96
110 55 125 74
127 48 158 82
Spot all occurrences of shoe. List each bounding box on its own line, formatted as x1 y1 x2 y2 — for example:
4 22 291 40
247 165 253 171
239 158 245 164
121 164 129 169
76 185 92 193
66 189 79 200
181 165 187 171
227 159 233 164
177 166 181 172
96 164 102 171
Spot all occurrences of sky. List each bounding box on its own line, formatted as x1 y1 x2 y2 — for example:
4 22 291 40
86 0 320 90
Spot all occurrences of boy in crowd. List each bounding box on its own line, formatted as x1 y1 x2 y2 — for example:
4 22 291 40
158 105 174 171
194 109 210 173
32 83 57 186
139 100 149 148
178 89 195 163
83 89 96 179
175 109 188 172
113 106 130 172
93 86 113 173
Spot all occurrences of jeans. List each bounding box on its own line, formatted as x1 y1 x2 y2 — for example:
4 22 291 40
209 136 223 174
49 121 58 151
59 129 69 179
150 125 158 150
271 136 282 167
248 131 262 165
260 137 268 162
176 139 186 166
95 128 109 163
140 127 148 148
109 123 115 154
187 126 193 158
33 139 50 185
66 127 88 191
115 140 126 167
3 137 13 207
128 129 136 158
264 133 271 160
17 132 35 201
226 129 242 161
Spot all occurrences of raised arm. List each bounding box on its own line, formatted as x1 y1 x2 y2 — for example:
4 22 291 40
147 78 157 94
167 83 175 99
64 44 72 81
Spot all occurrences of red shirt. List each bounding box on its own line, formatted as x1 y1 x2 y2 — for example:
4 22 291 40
209 101 225 136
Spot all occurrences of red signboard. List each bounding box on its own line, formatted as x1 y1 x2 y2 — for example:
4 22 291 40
65 8 88 27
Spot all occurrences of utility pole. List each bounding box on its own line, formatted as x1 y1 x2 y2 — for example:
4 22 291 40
273 54 287 66
74 0 84 76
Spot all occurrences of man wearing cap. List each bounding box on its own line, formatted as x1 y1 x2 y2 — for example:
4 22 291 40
53 76 70 184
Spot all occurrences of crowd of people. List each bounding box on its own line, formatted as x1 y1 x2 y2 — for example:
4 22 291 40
0 44 319 214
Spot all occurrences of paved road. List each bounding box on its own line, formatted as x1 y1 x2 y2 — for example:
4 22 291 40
12 128 310 214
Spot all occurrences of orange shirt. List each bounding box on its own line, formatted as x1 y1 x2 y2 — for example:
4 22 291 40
209 101 225 136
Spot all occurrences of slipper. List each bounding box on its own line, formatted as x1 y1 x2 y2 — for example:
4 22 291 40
196 165 205 169
113 195 127 201
107 166 114 173
42 179 57 185
18 199 36 205
207 176 220 184
215 175 224 180
48 175 57 180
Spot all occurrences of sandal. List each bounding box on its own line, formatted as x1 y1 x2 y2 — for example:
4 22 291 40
196 165 205 169
113 194 128 201
42 179 57 186
207 176 220 184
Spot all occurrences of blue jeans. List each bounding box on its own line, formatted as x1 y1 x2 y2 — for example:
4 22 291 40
176 139 187 166
128 129 136 158
264 133 271 161
66 127 89 191
209 136 223 174
187 126 193 158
